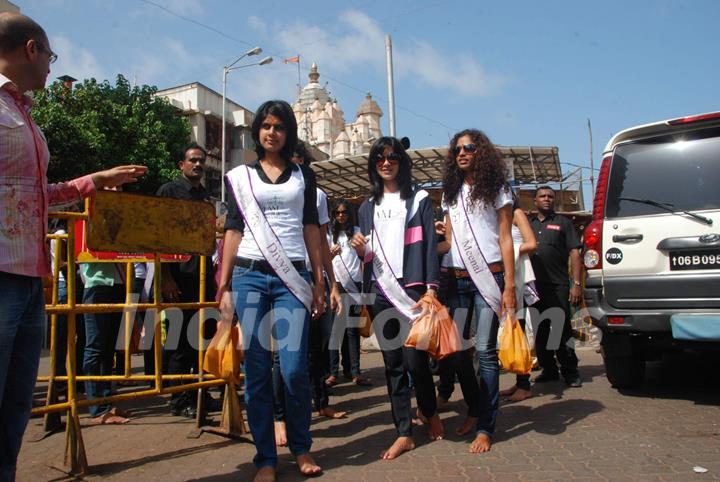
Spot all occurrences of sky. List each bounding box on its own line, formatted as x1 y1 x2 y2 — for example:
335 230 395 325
19 0 720 206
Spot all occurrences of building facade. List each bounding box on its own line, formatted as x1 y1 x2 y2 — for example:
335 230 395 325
293 63 383 159
0 0 20 13
155 82 256 198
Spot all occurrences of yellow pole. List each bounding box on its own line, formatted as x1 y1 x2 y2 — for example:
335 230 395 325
153 254 163 391
124 262 133 378
196 255 207 425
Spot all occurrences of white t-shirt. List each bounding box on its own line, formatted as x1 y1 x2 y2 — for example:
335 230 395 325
372 192 406 279
236 166 308 261
306 188 331 268
443 183 512 267
334 228 362 282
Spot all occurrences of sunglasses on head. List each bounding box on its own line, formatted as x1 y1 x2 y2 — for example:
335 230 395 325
453 143 478 156
375 152 402 166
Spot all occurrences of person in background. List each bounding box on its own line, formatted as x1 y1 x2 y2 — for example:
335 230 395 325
328 199 371 387
499 191 538 402
0 12 146 479
529 186 583 387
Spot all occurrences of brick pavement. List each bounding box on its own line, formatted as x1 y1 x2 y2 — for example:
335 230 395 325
17 347 720 481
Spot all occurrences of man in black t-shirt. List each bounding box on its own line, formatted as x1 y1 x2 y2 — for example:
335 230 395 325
156 142 217 416
529 186 583 387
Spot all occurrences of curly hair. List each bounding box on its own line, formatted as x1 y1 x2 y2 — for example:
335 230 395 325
442 129 507 207
367 136 414 204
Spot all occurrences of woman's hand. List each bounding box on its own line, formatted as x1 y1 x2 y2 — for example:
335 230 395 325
350 232 368 256
311 282 327 320
217 284 235 325
329 283 343 315
409 288 437 325
330 244 342 257
434 220 446 237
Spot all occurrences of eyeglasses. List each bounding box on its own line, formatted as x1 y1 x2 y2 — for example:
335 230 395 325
36 41 58 64
375 152 402 166
452 143 478 156
334 210 348 216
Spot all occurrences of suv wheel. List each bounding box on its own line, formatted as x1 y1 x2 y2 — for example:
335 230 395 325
601 332 646 388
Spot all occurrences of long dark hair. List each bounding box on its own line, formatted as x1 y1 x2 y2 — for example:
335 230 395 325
251 100 298 162
443 129 507 207
331 199 355 243
367 136 413 204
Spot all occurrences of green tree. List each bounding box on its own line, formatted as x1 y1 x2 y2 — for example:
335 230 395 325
32 75 191 194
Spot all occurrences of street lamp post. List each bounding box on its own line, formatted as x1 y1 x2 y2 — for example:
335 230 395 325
221 48 273 202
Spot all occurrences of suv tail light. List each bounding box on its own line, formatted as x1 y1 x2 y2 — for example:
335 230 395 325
667 111 720 125
583 155 612 269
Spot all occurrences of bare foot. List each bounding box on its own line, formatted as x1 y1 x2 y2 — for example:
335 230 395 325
507 388 532 402
296 453 322 476
499 385 518 397
274 420 287 447
89 409 130 425
253 466 276 482
436 395 448 410
469 433 492 453
427 413 444 440
318 406 347 419
380 436 415 460
455 416 477 436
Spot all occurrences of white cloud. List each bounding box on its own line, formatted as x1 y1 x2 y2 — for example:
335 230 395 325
49 35 105 82
396 40 507 97
247 16 267 32
258 10 505 98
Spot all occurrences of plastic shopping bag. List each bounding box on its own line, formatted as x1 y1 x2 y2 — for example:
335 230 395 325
203 322 243 385
404 294 462 360
498 313 533 375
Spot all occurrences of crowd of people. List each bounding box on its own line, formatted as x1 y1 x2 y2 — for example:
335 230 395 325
0 12 585 482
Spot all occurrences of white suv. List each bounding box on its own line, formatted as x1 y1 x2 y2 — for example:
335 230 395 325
583 112 720 388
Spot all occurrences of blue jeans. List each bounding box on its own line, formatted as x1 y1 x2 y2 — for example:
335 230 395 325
0 272 46 482
446 274 503 437
83 285 124 417
232 266 312 469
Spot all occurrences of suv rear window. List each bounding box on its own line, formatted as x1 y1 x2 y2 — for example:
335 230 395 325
605 127 720 218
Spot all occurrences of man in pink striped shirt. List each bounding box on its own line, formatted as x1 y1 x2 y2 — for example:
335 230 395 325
0 13 146 480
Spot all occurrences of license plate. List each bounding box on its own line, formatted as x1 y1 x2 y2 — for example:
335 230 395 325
669 250 720 271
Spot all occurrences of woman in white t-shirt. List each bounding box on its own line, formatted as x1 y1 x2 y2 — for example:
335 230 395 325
218 100 325 480
438 129 516 454
328 199 371 386
351 136 442 460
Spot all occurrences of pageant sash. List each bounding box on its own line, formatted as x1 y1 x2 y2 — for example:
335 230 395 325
227 166 313 312
332 253 363 305
448 193 502 315
369 229 422 321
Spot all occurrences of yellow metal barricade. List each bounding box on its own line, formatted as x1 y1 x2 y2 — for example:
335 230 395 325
34 191 247 476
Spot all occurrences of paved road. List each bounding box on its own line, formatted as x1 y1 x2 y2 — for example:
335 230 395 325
18 347 720 481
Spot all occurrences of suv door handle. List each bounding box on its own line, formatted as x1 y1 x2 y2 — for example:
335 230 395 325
613 234 643 243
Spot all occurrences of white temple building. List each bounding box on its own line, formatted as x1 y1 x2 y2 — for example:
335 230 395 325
292 63 383 159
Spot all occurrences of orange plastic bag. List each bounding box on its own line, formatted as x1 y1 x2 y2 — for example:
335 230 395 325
498 314 532 374
404 294 462 360
203 322 243 385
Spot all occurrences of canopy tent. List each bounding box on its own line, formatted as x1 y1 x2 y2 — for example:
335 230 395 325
310 145 562 201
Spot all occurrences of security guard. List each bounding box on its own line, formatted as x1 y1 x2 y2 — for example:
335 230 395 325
529 186 583 387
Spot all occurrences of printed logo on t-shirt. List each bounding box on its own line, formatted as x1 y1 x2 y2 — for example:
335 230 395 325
547 224 561 231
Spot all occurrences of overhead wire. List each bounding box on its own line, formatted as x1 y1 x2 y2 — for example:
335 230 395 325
138 0 459 135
